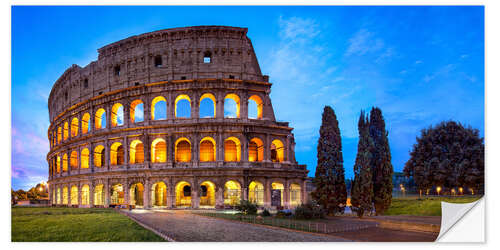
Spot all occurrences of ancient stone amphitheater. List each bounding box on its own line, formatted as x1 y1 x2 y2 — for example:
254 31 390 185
47 26 308 209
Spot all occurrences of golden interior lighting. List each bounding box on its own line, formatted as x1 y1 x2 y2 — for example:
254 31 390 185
224 93 240 118
62 153 68 172
248 95 263 119
81 148 89 169
200 93 216 117
81 113 90 134
63 122 69 140
93 145 105 167
248 138 264 162
175 181 191 207
71 117 79 137
129 140 144 164
290 183 301 207
175 138 191 162
130 99 143 123
224 180 241 205
248 181 264 206
111 184 124 205
70 185 78 205
224 137 241 162
95 108 106 130
151 96 167 120
111 103 124 127
272 182 284 206
199 181 216 207
70 151 78 169
151 138 167 163
56 188 61 204
62 186 68 205
56 155 61 173
94 184 104 206
81 185 90 205
110 142 124 165
57 126 62 144
129 183 144 206
151 182 167 207
175 94 191 118
199 137 216 162
271 139 285 162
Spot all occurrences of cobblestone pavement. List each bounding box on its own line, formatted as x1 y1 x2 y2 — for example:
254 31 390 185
123 210 350 242
330 227 439 242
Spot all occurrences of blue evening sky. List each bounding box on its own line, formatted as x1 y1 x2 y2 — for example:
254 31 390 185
11 6 484 190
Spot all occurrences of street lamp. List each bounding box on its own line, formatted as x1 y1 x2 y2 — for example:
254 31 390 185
436 186 442 196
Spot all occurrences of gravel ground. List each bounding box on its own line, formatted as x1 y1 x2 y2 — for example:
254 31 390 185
123 210 350 242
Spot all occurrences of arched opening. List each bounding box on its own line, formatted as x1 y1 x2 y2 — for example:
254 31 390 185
224 93 240 118
57 126 62 144
62 153 68 172
70 151 78 170
151 96 167 120
248 95 263 119
93 145 105 167
70 185 78 205
271 139 285 163
110 184 124 205
151 182 167 207
271 182 284 207
290 183 301 207
129 140 144 164
175 138 191 162
199 181 216 207
199 137 216 162
249 181 264 206
111 103 124 127
203 51 212 63
130 99 144 123
62 186 68 205
63 122 69 140
81 184 90 205
224 180 241 206
82 113 90 134
94 184 104 206
224 137 241 162
151 138 167 163
110 142 124 165
56 155 61 173
248 138 264 162
95 108 106 130
175 94 191 118
199 93 216 118
129 183 144 207
71 117 79 137
81 148 89 169
56 188 61 204
175 181 191 207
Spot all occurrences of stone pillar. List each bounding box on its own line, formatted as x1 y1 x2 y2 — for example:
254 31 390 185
215 179 224 208
192 178 199 209
264 133 271 162
144 97 151 125
191 92 199 119
105 104 111 131
216 132 223 162
284 179 290 209
124 180 130 206
123 136 129 167
89 182 94 207
168 135 174 164
241 94 248 120
105 138 110 170
167 177 175 208
301 179 308 205
242 136 248 162
168 94 175 119
89 142 94 173
104 179 110 208
216 93 224 120
264 178 271 207
144 179 151 209
124 102 130 128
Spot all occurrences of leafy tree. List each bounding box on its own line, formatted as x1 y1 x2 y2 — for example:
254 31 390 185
351 111 374 218
404 121 484 194
312 106 347 215
369 107 393 215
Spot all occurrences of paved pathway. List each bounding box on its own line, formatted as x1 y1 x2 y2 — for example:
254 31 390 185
123 210 349 242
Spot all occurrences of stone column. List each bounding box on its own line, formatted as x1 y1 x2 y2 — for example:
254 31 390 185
264 178 271 207
191 92 199 119
215 179 224 208
192 178 199 209
124 102 130 128
242 136 248 162
105 138 110 170
241 94 248 120
216 132 223 163
144 179 151 209
105 104 111 131
89 182 94 207
104 179 110 208
123 136 129 167
144 96 151 125
167 135 174 164
167 177 174 208
124 180 130 206
89 142 94 173
264 134 271 162
216 93 224 120
301 179 308 205
284 179 290 209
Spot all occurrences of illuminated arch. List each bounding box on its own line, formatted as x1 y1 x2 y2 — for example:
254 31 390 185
248 95 263 119
224 137 241 162
56 187 61 204
93 145 105 167
70 150 78 170
129 140 144 164
93 184 104 206
199 137 216 162
95 108 106 130
62 153 68 172
199 181 216 207
175 137 191 162
249 181 264 206
130 99 144 123
56 155 61 173
151 96 167 120
271 139 285 163
63 122 69 140
70 185 78 205
71 117 79 137
57 126 62 144
110 184 124 205
129 182 144 207
175 181 191 207
151 138 167 163
82 113 90 134
151 182 167 207
175 94 191 118
81 184 90 205
224 180 241 206
62 186 68 205
224 93 240 118
111 103 124 127
272 182 284 206
290 183 301 207
248 138 264 162
81 148 89 169
199 93 216 118
110 142 124 165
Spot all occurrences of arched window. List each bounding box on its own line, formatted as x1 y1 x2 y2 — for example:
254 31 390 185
248 95 263 119
57 126 62 144
175 181 191 207
70 185 78 205
110 142 124 165
175 138 191 162
129 183 144 207
82 113 90 134
224 137 241 162
151 96 167 120
271 139 285 162
224 180 241 205
70 151 78 169
290 183 301 207
130 100 144 123
62 186 68 205
81 185 90 205
249 181 264 206
272 182 284 206
56 155 61 173
151 138 166 163
81 148 89 169
175 94 191 118
248 138 264 162
94 145 105 167
56 188 61 204
151 182 167 207
129 140 144 164
93 184 104 206
95 108 106 130
111 184 124 205
199 181 216 207
224 94 240 118
199 93 216 118
111 103 124 127
71 118 79 137
199 137 216 162
154 55 163 67
203 51 212 63
62 153 68 172
63 122 69 140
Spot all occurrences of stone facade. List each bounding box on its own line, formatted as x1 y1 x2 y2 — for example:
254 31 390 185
46 26 308 209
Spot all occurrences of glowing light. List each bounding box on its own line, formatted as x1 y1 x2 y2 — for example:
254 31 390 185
436 186 442 195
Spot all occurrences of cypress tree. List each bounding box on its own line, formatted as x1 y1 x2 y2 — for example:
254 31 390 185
351 111 374 218
369 107 393 215
312 106 347 215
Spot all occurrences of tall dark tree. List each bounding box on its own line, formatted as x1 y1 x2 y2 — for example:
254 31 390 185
369 107 393 215
404 121 484 195
351 111 374 218
312 106 347 215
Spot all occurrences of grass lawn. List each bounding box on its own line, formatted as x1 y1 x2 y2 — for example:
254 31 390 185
384 195 483 216
11 207 166 242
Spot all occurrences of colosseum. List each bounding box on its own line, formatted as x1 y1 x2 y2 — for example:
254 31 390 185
46 26 308 210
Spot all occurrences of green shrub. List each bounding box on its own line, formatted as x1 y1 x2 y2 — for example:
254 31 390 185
293 203 326 220
261 209 271 217
235 200 258 215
